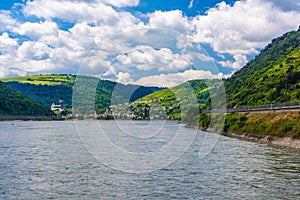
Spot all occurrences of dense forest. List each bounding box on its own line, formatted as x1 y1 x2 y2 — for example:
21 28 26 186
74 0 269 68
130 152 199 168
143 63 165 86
7 82 73 107
0 81 48 116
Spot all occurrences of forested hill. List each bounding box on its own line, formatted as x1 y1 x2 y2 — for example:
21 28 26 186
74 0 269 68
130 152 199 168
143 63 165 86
224 27 300 108
1 75 163 113
0 81 48 116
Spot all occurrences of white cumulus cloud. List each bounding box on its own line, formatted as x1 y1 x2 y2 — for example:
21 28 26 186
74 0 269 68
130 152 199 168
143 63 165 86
148 10 190 33
0 33 19 76
135 70 224 87
218 54 248 70
23 0 140 26
191 0 300 55
15 21 58 39
18 41 52 60
0 32 18 53
0 11 19 32
116 72 134 84
116 45 192 72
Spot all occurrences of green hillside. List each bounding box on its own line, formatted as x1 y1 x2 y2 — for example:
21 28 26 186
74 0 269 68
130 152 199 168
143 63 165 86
1 74 163 114
141 79 222 106
137 79 222 119
224 27 300 108
0 81 48 116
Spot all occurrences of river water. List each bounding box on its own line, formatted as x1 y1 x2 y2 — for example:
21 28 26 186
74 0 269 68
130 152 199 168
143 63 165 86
0 121 299 199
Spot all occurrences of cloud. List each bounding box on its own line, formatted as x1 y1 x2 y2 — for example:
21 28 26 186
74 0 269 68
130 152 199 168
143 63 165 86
0 32 18 53
183 52 215 62
135 70 224 87
101 0 139 7
0 33 19 76
23 0 140 25
0 0 299 80
188 0 195 9
0 30 88 76
191 0 300 56
0 11 19 32
116 72 133 84
18 41 52 60
266 0 300 12
115 45 192 72
148 10 190 33
218 54 248 69
15 21 58 39
72 0 140 8
0 38 56 76
0 31 23 76
0 65 9 77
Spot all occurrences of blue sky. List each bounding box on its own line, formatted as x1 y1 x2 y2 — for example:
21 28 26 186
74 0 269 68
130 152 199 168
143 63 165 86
125 0 236 16
0 0 299 87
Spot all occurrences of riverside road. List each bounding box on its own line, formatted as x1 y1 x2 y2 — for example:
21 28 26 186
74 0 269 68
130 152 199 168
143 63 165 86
205 102 300 114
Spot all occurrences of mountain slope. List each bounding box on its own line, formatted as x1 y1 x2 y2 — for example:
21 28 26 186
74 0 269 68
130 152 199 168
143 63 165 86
141 79 222 106
224 27 300 108
0 81 48 116
188 27 300 141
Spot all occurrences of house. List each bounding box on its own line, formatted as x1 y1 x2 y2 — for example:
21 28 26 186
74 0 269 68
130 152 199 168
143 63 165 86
51 100 64 112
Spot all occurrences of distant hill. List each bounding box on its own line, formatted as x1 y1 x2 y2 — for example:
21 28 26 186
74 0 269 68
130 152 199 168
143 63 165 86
224 27 300 108
0 74 163 113
0 81 48 116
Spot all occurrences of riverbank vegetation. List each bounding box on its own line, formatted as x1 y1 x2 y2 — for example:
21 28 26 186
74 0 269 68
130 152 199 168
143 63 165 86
185 110 300 140
224 112 300 139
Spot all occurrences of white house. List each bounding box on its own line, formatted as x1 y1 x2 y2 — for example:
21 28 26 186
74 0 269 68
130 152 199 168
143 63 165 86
51 100 64 112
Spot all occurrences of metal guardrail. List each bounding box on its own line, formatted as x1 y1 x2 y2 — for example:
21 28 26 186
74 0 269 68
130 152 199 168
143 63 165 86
204 102 300 113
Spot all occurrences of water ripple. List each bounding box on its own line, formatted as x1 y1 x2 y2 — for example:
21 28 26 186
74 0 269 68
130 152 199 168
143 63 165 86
0 121 299 199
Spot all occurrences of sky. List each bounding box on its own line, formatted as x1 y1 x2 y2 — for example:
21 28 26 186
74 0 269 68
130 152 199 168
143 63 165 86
0 0 299 87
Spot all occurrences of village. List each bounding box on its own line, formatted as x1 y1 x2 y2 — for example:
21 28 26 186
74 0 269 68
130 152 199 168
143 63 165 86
50 98 180 120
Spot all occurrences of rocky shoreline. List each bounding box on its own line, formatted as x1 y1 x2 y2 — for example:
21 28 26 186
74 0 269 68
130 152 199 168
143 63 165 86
186 124 300 151
222 131 300 151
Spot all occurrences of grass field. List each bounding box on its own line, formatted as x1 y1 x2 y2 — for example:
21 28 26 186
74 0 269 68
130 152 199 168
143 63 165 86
0 74 76 85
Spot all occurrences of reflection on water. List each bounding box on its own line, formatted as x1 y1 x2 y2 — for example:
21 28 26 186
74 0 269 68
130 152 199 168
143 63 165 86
0 121 299 199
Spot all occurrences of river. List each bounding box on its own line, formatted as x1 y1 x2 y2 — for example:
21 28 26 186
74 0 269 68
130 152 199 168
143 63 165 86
0 121 299 199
